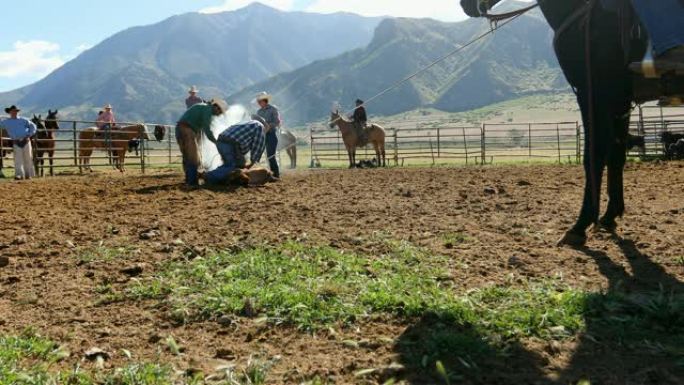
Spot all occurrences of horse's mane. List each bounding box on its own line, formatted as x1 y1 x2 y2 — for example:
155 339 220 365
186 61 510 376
333 112 352 124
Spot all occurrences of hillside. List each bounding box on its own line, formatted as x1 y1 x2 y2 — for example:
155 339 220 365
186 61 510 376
230 5 569 126
0 3 382 123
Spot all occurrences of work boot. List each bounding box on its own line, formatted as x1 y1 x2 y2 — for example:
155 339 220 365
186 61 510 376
631 46 684 76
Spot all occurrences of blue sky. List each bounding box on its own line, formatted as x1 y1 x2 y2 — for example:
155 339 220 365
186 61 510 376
0 0 474 92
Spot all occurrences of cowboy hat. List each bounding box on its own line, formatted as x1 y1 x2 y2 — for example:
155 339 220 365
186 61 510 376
4 105 20 113
256 92 271 102
210 98 229 113
188 85 199 93
355 99 364 105
104 104 113 109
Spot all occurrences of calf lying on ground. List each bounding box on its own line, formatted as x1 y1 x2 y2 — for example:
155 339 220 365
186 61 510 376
201 167 277 187
228 167 277 186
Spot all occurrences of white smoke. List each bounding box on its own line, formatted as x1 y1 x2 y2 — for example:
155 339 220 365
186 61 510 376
199 105 250 172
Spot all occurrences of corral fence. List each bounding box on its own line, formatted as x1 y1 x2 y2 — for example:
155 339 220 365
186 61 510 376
310 105 684 167
0 120 181 176
0 105 682 176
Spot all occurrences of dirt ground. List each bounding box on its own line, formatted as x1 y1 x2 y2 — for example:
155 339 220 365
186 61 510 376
0 162 683 384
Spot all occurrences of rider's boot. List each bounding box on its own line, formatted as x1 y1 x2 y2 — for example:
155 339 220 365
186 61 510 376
630 46 684 77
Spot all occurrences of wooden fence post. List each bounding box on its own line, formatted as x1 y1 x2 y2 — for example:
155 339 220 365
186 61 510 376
462 126 468 165
393 128 399 166
576 121 581 164
436 127 441 158
140 125 146 174
309 126 314 168
72 121 78 166
528 123 532 158
429 139 435 166
168 126 172 165
481 124 486 165
556 123 561 164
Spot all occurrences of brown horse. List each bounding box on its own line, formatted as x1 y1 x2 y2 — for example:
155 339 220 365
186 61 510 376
31 110 59 177
329 110 386 168
78 124 149 173
277 130 298 169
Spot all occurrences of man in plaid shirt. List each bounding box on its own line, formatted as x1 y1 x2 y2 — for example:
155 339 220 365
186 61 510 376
205 115 270 185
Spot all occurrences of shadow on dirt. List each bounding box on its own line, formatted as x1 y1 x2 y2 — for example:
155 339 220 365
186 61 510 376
395 236 684 384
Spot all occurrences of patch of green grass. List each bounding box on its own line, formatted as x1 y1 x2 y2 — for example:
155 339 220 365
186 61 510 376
75 246 135 264
128 240 587 339
441 232 472 248
0 331 191 385
674 256 684 267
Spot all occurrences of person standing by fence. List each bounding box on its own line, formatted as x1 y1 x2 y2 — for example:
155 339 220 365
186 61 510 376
186 86 203 109
0 105 37 180
256 92 281 178
176 99 228 187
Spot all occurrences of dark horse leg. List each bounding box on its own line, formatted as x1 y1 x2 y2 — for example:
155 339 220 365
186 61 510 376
48 150 54 177
600 109 631 232
560 91 609 246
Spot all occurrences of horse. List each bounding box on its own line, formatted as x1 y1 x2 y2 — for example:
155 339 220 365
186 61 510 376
78 124 149 173
154 125 166 142
31 110 59 177
124 125 166 157
662 131 684 159
329 110 386 168
460 0 684 247
277 130 298 169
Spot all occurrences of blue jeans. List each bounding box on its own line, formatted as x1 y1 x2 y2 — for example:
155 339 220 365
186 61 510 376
266 130 280 177
631 0 684 56
175 125 198 186
206 141 243 184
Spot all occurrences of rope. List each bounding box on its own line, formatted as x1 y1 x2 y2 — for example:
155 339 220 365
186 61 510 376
255 5 539 166
329 8 534 130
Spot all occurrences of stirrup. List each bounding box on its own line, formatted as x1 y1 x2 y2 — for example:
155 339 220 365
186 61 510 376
630 43 658 78
631 43 684 78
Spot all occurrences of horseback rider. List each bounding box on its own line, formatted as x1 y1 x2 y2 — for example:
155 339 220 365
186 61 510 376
256 92 281 178
352 99 368 144
186 86 203 109
625 0 684 76
96 104 116 130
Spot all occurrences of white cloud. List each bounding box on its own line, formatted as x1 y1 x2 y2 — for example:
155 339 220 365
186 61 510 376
306 0 468 21
0 40 65 79
200 0 295 14
75 43 93 53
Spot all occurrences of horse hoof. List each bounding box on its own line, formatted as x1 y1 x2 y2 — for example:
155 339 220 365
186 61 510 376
557 231 587 248
598 217 618 233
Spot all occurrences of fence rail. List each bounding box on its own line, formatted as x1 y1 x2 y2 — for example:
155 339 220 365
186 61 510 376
0 120 181 175
310 106 684 167
1 105 683 175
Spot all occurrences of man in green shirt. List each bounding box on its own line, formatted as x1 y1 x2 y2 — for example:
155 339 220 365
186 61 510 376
176 99 228 186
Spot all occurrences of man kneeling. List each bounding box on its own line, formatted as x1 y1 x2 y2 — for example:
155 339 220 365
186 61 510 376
205 115 272 185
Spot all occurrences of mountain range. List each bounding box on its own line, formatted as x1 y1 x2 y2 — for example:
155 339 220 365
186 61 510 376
230 4 569 126
0 3 381 123
0 2 569 126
